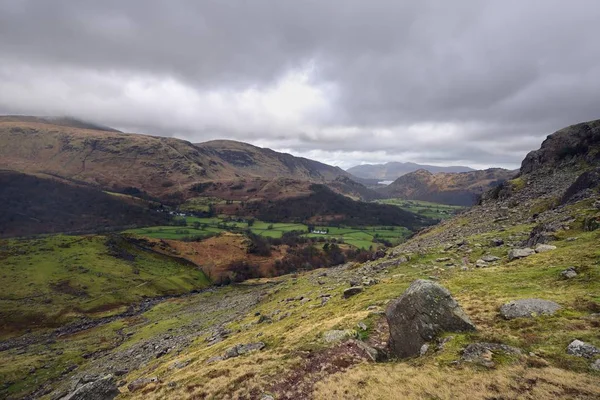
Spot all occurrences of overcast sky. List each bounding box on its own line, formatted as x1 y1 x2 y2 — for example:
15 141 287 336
1 1 599 169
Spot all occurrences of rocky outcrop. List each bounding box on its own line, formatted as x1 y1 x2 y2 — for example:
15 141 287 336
500 299 561 319
385 280 476 358
520 120 600 175
63 375 119 400
323 330 356 343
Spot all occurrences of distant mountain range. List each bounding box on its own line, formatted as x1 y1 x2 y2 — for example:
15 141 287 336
347 161 475 181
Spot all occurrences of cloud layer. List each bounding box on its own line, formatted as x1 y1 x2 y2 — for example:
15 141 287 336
1 0 599 169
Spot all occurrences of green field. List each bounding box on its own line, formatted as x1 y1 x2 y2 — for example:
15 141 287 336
0 234 209 335
127 216 410 249
375 198 464 220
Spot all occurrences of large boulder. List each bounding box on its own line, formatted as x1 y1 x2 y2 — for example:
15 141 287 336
64 375 119 400
385 280 476 359
500 299 561 319
508 248 535 261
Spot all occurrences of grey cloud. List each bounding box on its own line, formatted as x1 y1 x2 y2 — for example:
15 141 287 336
0 0 599 170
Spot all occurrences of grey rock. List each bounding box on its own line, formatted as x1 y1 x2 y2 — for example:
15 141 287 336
436 257 451 262
352 340 381 362
566 339 600 358
508 248 535 261
535 244 557 253
591 359 600 371
127 377 158 393
386 280 476 359
63 375 118 400
500 299 561 319
205 355 224 364
223 342 266 359
475 259 488 268
323 329 356 343
362 277 379 286
461 342 522 368
357 321 368 331
343 286 363 298
490 238 504 247
420 343 430 356
560 267 577 279
481 255 501 262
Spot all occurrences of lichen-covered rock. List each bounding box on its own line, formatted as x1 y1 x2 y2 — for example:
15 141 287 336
560 267 577 279
385 280 476 359
323 330 356 343
508 248 535 261
566 339 600 358
500 299 561 319
475 259 488 268
461 342 522 368
535 244 557 253
481 255 501 262
63 375 118 400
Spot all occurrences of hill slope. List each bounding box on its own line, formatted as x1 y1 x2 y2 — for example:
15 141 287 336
379 168 515 206
347 161 475 181
0 171 169 237
0 117 359 203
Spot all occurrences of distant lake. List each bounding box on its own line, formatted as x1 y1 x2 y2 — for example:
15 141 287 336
378 180 394 185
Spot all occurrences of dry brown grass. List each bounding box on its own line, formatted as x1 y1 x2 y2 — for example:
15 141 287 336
313 364 600 400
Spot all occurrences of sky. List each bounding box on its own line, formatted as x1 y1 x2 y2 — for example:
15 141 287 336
1 1 599 170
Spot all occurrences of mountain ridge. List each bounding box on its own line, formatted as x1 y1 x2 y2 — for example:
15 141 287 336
347 161 476 181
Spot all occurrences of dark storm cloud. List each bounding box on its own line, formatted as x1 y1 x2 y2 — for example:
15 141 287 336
1 0 599 169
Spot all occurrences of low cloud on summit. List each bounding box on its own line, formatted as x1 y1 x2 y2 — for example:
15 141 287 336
1 0 599 169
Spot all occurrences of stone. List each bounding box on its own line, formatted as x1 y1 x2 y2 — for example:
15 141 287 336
461 343 522 368
500 299 561 319
475 259 488 268
490 238 504 247
481 255 501 262
560 267 577 279
508 248 535 261
343 286 363 298
63 375 119 400
420 343 430 356
436 257 451 262
323 329 356 343
566 340 600 358
535 244 557 253
591 359 600 371
223 342 266 359
362 277 379 286
385 280 476 359
357 321 367 331
352 340 380 362
127 377 158 393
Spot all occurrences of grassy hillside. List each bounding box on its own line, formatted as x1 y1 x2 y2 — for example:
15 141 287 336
0 234 209 336
375 198 464 220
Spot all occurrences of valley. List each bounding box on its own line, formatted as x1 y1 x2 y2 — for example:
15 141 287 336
0 118 599 400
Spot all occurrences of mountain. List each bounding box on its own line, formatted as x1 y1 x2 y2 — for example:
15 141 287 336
380 168 515 206
0 116 367 203
347 161 475 181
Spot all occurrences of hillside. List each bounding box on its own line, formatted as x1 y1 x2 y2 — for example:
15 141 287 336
348 161 475 181
0 117 361 203
379 168 515 206
0 170 169 237
1 119 599 400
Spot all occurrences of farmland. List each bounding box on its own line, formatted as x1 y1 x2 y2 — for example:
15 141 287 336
126 216 411 249
374 198 464 220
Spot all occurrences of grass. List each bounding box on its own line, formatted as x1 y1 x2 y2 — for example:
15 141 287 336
375 198 464 220
126 216 411 250
0 234 209 336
